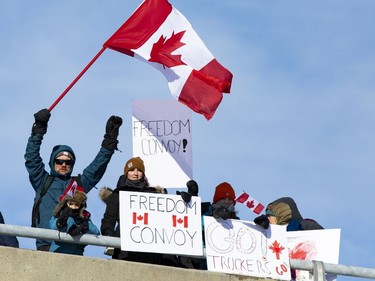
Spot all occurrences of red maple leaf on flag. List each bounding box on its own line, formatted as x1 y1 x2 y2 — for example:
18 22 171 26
269 240 285 260
149 31 187 68
246 200 255 209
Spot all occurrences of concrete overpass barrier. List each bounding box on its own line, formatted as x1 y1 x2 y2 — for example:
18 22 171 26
0 246 273 281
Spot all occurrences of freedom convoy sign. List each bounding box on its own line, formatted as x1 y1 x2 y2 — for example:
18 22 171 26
203 216 291 280
132 99 192 188
119 191 203 256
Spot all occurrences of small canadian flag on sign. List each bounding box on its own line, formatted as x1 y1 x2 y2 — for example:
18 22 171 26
132 212 149 225
235 192 265 214
172 215 188 228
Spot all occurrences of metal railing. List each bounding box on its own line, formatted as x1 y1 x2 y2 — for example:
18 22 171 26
1 224 375 280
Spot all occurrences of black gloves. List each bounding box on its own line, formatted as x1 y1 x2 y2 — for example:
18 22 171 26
101 115 123 150
56 206 72 228
67 219 89 236
186 180 199 196
176 180 199 203
32 108 51 135
56 205 90 235
177 191 192 203
254 214 270 229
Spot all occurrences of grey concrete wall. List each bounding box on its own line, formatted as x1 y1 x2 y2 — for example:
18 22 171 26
0 246 275 281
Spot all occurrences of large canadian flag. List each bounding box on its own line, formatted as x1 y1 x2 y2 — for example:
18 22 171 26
104 0 233 120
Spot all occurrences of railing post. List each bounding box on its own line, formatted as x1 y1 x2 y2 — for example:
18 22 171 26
313 260 326 281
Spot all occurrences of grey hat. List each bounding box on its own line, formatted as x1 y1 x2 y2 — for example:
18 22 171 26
55 151 75 161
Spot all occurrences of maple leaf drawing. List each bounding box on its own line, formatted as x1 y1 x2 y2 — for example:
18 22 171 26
269 240 285 260
137 215 144 221
149 31 187 68
177 218 184 224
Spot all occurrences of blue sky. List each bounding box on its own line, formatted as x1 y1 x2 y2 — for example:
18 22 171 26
1 1 374 280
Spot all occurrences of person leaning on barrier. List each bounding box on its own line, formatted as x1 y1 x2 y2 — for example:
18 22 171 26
100 157 174 265
49 185 99 255
178 181 240 270
25 108 122 251
203 182 240 220
253 196 323 231
0 211 19 248
254 197 324 280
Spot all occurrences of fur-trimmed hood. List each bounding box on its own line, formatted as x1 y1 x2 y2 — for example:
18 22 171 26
99 186 114 203
54 183 87 218
53 191 87 218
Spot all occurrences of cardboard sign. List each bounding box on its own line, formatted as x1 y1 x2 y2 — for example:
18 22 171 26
132 100 192 188
204 217 291 280
120 191 203 256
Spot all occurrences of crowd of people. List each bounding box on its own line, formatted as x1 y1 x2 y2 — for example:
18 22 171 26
0 108 324 272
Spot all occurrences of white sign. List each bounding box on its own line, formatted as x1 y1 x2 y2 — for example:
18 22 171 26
287 229 341 281
120 191 203 256
204 217 291 280
132 99 192 188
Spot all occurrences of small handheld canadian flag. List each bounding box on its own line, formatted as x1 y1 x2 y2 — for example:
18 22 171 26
235 192 265 214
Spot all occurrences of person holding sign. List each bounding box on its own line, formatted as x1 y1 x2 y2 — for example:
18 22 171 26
254 197 324 280
198 182 240 270
100 157 173 265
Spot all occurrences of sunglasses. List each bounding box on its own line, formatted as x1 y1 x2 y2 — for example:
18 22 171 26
55 159 73 165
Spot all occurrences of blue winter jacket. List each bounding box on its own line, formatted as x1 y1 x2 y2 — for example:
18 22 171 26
49 215 100 255
25 133 114 249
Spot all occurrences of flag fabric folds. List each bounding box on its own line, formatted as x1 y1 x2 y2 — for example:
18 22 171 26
104 0 233 120
235 192 265 215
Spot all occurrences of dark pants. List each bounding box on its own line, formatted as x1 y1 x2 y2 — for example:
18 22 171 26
113 249 161 264
37 245 50 252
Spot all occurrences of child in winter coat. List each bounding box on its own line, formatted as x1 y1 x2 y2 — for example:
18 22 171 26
49 183 100 255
